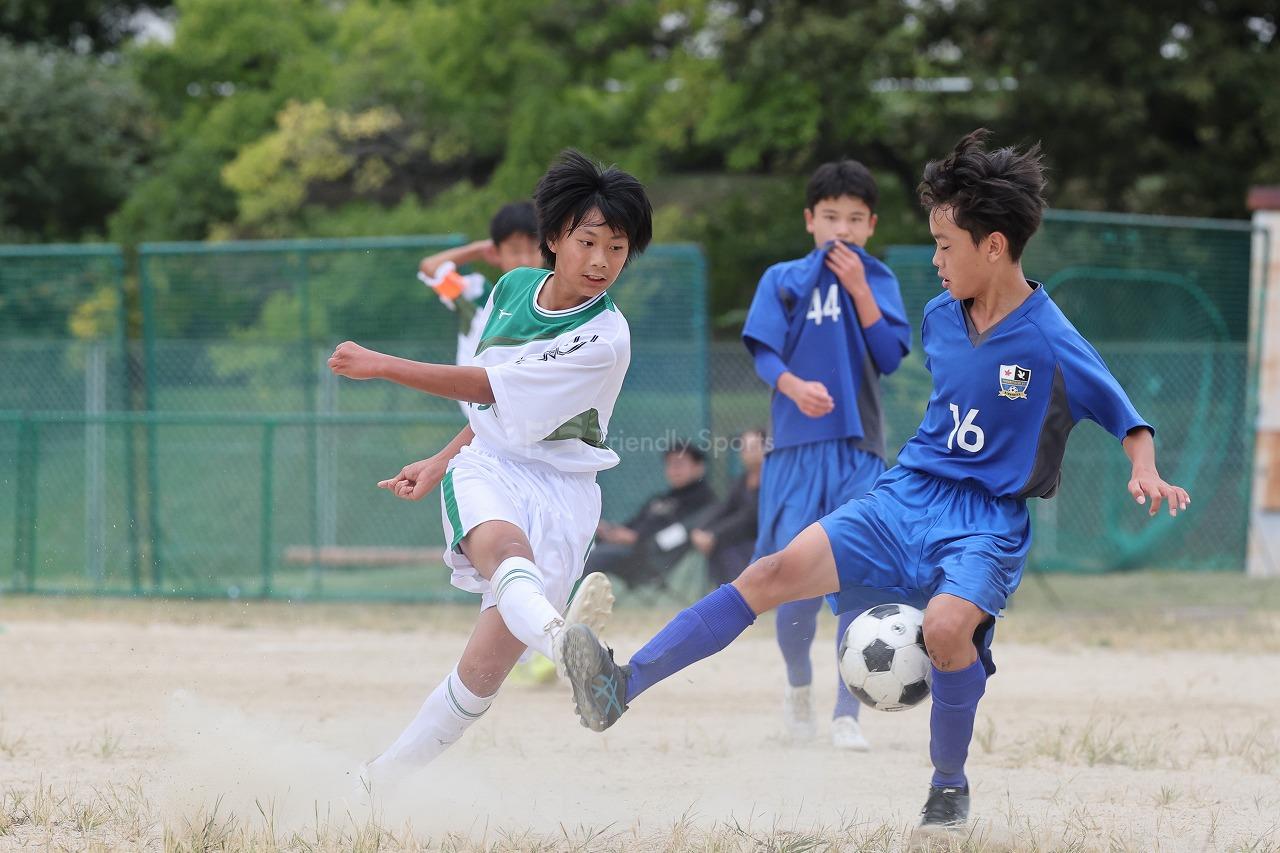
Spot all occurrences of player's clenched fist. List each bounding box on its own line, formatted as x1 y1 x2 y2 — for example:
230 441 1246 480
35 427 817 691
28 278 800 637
778 373 835 418
328 341 383 380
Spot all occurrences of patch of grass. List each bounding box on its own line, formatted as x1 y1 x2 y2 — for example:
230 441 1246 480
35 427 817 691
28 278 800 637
975 716 998 754
1013 717 1182 771
1198 723 1280 774
94 726 122 760
0 716 26 760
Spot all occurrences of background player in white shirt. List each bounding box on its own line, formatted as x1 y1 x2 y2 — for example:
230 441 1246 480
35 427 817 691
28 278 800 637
328 149 653 781
416 201 543 375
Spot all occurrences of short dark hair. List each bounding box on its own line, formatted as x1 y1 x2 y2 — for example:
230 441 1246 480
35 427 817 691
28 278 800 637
534 149 653 268
664 438 705 464
806 160 879 212
489 201 537 245
917 128 1047 261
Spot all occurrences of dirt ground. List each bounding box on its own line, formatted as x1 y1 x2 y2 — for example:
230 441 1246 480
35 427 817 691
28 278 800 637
1 579 1279 852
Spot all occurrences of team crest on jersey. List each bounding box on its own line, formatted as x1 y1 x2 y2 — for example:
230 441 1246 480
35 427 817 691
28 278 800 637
998 364 1031 400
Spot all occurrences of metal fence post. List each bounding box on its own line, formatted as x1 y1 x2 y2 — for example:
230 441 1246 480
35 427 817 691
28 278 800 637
139 251 163 590
295 250 322 581
12 415 31 590
260 419 276 597
117 251 142 594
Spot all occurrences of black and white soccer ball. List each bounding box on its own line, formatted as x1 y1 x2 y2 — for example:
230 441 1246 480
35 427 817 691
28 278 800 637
838 603 932 712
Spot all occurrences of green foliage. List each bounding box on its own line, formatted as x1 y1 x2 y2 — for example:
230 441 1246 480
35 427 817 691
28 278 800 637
3 0 1277 319
915 0 1280 217
0 39 153 241
0 0 164 50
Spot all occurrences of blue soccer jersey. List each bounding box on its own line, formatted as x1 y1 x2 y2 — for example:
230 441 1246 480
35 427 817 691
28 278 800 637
742 243 911 455
894 282 1151 499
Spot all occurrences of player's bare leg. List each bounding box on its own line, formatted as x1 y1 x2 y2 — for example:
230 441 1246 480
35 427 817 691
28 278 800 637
563 523 838 731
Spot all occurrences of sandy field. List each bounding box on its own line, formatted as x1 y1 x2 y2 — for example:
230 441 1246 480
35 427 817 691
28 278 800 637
1 576 1279 852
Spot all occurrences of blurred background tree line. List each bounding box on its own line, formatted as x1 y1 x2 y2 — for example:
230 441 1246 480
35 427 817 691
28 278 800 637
2 0 1278 331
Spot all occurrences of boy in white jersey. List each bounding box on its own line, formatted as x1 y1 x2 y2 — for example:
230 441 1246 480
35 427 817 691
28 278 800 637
327 150 652 779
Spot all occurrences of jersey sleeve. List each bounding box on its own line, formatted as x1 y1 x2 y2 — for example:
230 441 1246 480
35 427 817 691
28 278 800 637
484 328 626 446
860 277 911 373
858 256 911 375
750 343 789 388
741 266 790 357
1056 331 1152 440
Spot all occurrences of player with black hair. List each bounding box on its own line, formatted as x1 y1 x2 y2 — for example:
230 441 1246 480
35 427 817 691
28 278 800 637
746 158 911 751
328 149 652 780
417 201 542 378
560 130 1189 831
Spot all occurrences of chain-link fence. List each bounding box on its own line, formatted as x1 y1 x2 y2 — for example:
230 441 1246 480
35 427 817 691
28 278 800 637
126 240 703 597
710 210 1259 573
0 210 1265 598
2 245 127 592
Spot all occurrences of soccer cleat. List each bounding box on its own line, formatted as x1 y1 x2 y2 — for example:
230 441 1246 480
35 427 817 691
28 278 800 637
565 571 615 635
919 783 970 829
560 623 629 732
782 685 817 742
830 715 871 751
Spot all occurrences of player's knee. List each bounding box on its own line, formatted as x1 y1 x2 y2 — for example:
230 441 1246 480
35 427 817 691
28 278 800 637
922 608 976 670
735 550 797 613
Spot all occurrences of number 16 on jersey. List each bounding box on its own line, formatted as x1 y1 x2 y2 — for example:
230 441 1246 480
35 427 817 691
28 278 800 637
947 404 985 453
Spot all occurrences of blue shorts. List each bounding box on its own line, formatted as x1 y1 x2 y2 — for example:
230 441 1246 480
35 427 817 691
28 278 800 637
819 466 1030 620
755 439 884 559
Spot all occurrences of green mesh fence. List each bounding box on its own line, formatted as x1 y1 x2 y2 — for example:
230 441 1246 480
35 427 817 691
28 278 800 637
1 245 129 592
0 211 1261 598
880 210 1257 572
123 239 708 598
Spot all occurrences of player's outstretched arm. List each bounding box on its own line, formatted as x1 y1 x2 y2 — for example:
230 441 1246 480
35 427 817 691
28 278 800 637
328 341 495 404
1122 427 1190 517
418 239 497 278
378 426 474 501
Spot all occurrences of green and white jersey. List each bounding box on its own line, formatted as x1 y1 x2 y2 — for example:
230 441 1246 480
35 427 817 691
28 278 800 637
469 266 630 473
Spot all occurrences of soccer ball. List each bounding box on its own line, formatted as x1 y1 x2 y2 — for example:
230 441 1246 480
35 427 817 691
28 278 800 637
838 603 932 712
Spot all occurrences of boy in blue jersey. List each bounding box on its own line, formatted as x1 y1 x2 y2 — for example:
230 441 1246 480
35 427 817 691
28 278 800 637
560 130 1190 831
743 161 910 749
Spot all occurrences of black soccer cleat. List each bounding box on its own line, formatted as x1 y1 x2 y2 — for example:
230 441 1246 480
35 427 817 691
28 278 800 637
560 623 629 732
919 783 970 829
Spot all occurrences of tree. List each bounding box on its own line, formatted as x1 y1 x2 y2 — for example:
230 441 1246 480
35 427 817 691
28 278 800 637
0 1 169 51
0 39 153 241
916 0 1280 216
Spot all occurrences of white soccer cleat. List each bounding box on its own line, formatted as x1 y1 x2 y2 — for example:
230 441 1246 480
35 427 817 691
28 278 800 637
783 685 818 742
831 715 871 751
565 572 615 634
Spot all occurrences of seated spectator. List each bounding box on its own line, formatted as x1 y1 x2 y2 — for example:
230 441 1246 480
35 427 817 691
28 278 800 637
588 439 717 589
691 428 765 587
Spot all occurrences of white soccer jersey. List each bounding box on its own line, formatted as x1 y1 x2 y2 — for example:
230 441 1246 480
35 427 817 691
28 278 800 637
467 266 630 473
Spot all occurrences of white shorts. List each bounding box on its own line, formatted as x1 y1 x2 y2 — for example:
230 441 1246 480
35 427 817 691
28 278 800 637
440 443 601 612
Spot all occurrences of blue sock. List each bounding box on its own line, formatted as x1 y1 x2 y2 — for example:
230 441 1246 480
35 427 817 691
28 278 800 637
625 584 757 702
775 597 822 687
929 659 987 788
833 608 860 719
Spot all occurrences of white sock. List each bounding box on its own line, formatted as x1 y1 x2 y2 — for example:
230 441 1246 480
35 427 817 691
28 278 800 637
491 556 564 660
371 666 493 771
